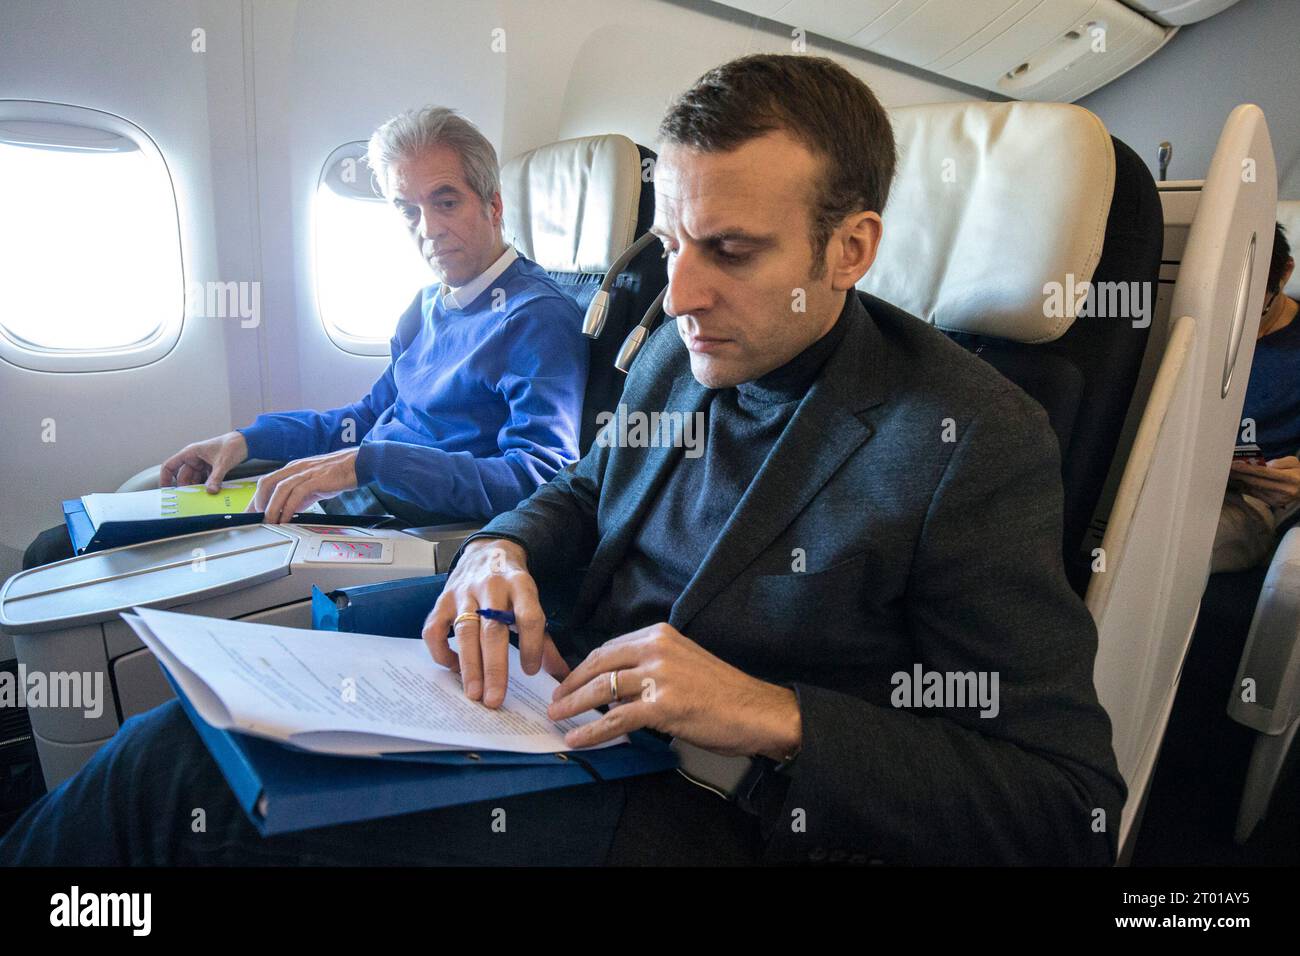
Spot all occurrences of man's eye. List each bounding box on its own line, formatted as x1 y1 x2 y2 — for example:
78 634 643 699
398 205 418 220
439 200 458 211
714 247 749 264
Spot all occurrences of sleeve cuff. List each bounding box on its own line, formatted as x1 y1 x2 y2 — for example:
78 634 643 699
448 531 535 575
354 440 383 487
236 423 273 462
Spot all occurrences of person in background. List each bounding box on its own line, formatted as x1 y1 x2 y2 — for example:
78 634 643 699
1212 222 1298 572
22 106 589 568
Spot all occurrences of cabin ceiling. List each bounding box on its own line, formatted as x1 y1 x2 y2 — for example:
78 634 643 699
707 0 1243 102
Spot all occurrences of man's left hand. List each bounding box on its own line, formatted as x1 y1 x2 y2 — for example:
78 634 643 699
247 448 361 523
1229 455 1300 507
547 623 801 761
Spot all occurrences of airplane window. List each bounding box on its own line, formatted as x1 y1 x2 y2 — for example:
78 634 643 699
314 142 431 351
0 106 182 369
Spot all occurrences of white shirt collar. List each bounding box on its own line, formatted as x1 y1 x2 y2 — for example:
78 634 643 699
440 244 518 311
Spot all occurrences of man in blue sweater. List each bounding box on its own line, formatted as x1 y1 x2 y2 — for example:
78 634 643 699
164 106 588 525
23 107 587 566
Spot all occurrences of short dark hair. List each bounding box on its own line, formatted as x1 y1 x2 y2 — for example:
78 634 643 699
657 54 896 272
1268 222 1292 294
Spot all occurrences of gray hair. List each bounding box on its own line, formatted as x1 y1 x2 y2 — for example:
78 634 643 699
366 106 501 205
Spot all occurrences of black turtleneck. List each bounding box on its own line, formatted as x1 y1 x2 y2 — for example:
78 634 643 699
583 299 851 642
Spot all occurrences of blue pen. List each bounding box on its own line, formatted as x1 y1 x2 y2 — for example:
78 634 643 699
476 608 517 632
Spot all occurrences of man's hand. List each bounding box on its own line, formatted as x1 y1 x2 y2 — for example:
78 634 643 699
547 623 802 761
247 447 360 523
1229 455 1300 507
160 431 248 492
421 539 570 708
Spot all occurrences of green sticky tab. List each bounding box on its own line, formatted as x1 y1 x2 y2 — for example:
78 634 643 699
165 481 259 517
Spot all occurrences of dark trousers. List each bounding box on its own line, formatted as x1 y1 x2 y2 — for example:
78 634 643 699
0 697 763 865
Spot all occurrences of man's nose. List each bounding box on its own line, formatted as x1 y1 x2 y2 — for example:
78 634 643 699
418 207 446 242
663 245 713 319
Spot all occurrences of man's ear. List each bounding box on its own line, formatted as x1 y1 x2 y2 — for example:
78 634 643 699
829 211 883 292
488 190 504 230
1283 257 1296 295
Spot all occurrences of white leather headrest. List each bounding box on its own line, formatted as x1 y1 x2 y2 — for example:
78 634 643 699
859 102 1116 344
501 134 642 275
1278 200 1300 300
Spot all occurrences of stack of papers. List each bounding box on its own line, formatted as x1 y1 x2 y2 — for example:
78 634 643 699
123 606 619 756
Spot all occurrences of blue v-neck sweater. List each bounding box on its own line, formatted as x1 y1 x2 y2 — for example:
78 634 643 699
239 256 588 520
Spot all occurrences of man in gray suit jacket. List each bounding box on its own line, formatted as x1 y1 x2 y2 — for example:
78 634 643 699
426 54 1125 865
0 53 1123 867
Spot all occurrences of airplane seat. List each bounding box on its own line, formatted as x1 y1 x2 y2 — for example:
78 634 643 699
859 101 1162 598
499 133 666 454
1226 523 1300 844
859 100 1278 860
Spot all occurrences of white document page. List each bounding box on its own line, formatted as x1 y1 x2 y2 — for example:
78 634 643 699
123 606 620 755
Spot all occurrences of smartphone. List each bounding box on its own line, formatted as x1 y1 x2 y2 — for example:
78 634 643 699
1233 443 1267 466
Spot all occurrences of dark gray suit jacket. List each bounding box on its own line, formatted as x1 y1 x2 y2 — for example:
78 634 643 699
469 290 1126 865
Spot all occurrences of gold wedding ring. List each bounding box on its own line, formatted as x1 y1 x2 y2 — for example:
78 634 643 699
453 611 479 628
609 670 620 702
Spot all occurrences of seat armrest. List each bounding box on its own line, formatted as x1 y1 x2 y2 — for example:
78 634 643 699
1228 526 1300 736
401 522 483 573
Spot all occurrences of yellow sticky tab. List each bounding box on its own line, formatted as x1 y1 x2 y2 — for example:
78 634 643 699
166 481 259 517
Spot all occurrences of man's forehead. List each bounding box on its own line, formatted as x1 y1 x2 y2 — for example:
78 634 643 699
388 147 468 200
653 133 818 228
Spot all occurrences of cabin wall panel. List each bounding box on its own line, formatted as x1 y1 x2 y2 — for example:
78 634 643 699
0 0 247 643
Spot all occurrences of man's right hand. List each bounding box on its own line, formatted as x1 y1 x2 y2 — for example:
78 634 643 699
160 431 249 492
422 538 570 708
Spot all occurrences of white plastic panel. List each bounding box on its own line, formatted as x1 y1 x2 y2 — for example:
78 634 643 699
0 0 249 598
714 0 1175 102
0 525 295 631
875 0 1095 71
1087 105 1277 853
1121 0 1243 26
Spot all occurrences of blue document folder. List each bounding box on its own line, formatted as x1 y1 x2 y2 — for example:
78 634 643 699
162 658 678 837
62 497 388 556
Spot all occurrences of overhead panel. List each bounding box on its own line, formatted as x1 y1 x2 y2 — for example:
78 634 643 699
1120 0 1243 26
711 0 1177 102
